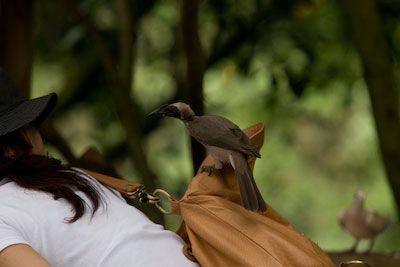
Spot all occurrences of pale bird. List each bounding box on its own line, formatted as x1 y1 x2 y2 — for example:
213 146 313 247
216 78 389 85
339 190 390 253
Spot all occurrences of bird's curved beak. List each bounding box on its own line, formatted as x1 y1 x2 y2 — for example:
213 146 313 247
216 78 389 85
147 104 169 118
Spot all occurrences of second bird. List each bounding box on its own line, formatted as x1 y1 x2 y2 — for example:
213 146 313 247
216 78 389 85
149 102 267 212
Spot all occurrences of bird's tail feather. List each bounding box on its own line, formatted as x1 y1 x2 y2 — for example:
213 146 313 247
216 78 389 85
231 153 267 212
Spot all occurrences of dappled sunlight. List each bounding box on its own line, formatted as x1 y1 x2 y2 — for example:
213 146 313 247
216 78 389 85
3 0 398 261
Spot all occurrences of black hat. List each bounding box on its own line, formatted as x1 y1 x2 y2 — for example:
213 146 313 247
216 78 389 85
0 70 57 136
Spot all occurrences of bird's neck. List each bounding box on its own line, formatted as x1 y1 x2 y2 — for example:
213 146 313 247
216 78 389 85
351 199 364 211
182 114 195 122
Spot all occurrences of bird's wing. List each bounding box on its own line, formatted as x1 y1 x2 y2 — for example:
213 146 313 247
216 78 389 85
365 211 391 234
338 209 346 229
189 115 260 157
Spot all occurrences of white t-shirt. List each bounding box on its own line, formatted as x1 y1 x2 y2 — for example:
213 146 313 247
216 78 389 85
0 173 198 267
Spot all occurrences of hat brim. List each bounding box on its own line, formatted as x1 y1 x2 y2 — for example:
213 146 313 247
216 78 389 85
0 92 57 136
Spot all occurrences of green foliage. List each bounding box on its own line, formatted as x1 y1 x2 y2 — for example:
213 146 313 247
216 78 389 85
31 0 400 251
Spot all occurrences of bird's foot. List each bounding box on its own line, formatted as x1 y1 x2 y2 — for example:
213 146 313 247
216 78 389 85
344 248 357 254
200 165 215 176
362 239 375 255
344 239 360 254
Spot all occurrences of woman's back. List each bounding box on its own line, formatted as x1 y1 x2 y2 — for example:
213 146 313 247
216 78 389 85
0 174 197 267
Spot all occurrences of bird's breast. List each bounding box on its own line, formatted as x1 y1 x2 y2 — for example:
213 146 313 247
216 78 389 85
341 209 383 238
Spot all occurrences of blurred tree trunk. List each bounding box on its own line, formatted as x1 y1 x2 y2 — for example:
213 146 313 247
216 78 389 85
1 0 164 224
180 0 206 172
0 0 33 97
339 0 400 217
113 0 164 223
112 0 157 192
64 0 163 223
41 121 78 165
0 0 79 166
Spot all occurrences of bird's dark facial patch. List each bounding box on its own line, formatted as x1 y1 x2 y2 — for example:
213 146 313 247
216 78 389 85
163 105 181 118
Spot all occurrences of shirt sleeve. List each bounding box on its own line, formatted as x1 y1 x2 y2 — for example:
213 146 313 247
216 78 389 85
0 219 29 252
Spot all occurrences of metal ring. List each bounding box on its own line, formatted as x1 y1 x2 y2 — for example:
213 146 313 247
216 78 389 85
146 193 160 203
340 260 371 267
153 189 175 214
125 186 144 198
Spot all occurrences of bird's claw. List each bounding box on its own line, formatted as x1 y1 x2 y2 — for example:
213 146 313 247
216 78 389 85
200 165 215 176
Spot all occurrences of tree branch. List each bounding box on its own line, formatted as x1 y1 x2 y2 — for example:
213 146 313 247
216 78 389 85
207 2 291 68
40 121 78 165
0 0 33 97
64 0 163 223
66 0 161 198
115 0 133 89
339 0 400 218
180 0 207 172
62 0 118 81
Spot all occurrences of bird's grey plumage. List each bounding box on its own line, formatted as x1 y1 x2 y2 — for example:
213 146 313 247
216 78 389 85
186 116 261 158
149 102 267 212
339 190 390 253
229 151 266 211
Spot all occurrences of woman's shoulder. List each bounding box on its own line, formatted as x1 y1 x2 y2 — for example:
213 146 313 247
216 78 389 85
0 181 43 228
0 179 24 195
0 179 55 212
71 168 126 200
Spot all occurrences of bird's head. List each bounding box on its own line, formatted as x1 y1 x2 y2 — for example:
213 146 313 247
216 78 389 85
353 190 366 204
148 102 195 121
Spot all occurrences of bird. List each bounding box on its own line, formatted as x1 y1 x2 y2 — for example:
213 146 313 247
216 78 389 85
339 190 391 253
148 102 267 212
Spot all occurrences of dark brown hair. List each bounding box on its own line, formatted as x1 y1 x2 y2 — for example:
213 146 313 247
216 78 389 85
0 127 103 223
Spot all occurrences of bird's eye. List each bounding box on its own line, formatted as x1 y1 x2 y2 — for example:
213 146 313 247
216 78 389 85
165 106 181 118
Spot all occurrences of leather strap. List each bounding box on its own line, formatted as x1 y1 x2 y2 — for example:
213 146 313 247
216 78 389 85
80 168 143 195
81 168 175 213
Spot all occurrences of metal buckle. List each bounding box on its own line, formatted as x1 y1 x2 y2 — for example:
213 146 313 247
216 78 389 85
340 260 371 267
125 187 175 214
153 189 175 214
126 186 159 203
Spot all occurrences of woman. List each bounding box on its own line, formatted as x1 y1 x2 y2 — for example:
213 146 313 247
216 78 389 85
0 71 198 267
